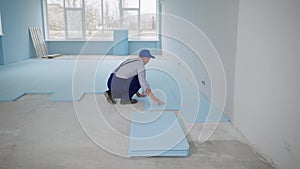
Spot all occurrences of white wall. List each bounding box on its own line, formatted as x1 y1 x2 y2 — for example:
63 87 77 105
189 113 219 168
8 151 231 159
162 0 239 118
234 1 300 169
0 13 3 35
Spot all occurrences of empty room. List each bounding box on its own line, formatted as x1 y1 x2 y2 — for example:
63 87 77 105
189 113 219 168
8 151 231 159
0 0 299 169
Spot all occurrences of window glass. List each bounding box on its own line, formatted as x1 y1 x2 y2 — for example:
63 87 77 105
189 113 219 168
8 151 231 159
140 0 157 39
46 0 65 39
85 0 102 38
122 0 139 8
65 0 83 8
103 0 120 30
66 10 83 38
123 10 139 38
45 0 157 40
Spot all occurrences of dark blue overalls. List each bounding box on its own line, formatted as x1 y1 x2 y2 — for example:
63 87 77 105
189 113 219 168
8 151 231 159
107 60 141 101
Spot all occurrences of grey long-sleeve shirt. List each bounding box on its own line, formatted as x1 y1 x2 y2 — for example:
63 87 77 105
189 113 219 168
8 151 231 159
113 57 150 92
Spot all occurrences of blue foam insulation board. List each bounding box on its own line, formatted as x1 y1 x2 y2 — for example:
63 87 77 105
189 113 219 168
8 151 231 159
129 112 189 157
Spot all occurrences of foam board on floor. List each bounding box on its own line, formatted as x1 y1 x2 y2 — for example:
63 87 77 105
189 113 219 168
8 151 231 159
181 91 230 123
0 59 182 103
135 69 181 111
0 59 123 102
129 112 189 157
48 89 85 102
129 150 189 157
94 60 123 93
0 88 27 101
136 89 181 111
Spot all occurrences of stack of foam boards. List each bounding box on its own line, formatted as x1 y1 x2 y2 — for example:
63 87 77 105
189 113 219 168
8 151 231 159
129 112 189 157
113 30 128 55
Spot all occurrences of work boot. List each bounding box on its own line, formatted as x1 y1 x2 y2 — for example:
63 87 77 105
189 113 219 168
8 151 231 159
104 90 116 104
120 99 138 105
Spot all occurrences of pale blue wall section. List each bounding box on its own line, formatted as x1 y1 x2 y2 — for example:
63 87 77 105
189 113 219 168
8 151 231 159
0 37 3 64
47 40 160 55
0 0 43 64
162 0 239 118
129 41 161 55
47 41 114 55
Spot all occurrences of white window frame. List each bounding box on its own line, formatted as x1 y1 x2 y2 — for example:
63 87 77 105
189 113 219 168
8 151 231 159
120 0 141 36
64 0 86 39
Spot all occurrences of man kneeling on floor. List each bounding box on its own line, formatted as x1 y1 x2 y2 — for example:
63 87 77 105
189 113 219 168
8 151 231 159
104 49 165 105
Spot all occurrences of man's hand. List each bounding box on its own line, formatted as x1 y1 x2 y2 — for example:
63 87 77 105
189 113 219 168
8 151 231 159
136 92 147 97
153 97 165 105
145 88 165 105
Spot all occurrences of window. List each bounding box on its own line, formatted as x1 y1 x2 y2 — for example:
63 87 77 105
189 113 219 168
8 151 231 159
44 0 158 40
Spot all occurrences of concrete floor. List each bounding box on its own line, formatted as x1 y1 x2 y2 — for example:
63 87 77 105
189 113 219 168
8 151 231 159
0 94 276 169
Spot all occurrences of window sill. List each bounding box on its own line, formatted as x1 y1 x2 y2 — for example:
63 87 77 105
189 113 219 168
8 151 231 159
129 38 159 42
46 39 112 42
46 38 160 42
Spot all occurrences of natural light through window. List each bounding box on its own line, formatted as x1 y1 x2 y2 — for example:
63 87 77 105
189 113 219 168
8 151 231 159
44 0 158 40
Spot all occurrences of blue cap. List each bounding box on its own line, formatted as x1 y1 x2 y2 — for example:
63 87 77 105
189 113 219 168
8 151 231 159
139 49 155 59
